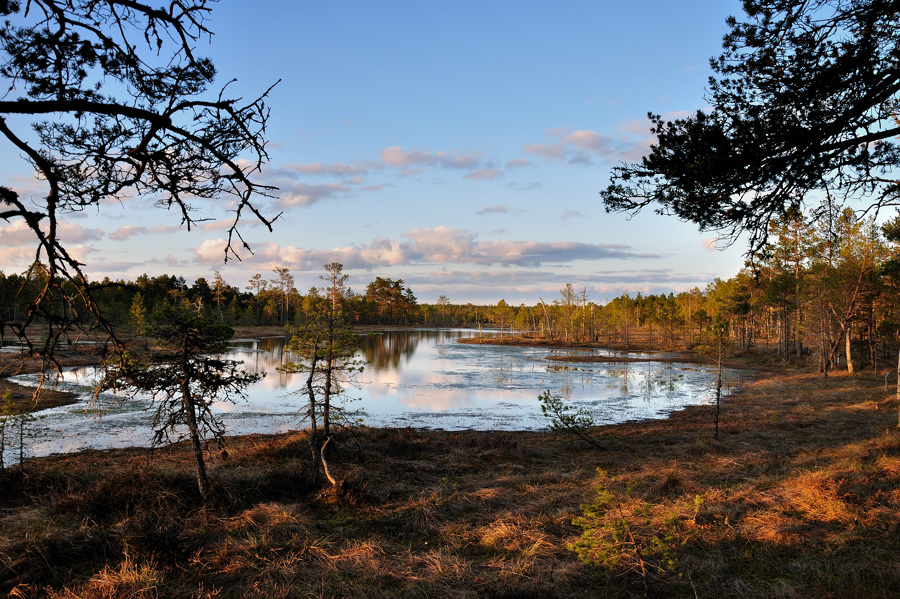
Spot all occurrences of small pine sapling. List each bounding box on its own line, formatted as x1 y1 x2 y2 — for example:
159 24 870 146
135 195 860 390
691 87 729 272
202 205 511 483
538 390 604 450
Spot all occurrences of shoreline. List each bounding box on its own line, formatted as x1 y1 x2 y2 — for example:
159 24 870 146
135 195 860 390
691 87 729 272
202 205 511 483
0 347 104 413
2 362 897 597
0 327 771 415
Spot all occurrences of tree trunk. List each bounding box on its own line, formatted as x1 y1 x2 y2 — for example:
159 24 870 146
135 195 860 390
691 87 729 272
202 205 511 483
323 357 333 437
845 327 854 374
539 299 552 340
306 340 321 478
321 436 338 486
182 382 211 499
868 310 877 373
715 336 723 440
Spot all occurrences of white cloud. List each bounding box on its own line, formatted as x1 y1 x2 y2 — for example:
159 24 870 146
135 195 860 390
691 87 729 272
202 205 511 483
0 220 37 247
464 168 503 181
59 243 93 263
403 227 475 263
109 224 182 241
58 223 105 244
7 172 48 201
0 220 103 246
380 146 433 168
362 183 394 192
196 238 229 262
1 242 95 271
400 266 717 304
379 146 482 170
0 246 35 270
560 130 613 153
109 225 149 240
282 161 370 178
477 205 512 215
406 227 658 266
275 182 347 209
524 123 655 164
618 136 654 162
200 220 239 233
505 158 532 169
523 142 567 161
194 227 657 272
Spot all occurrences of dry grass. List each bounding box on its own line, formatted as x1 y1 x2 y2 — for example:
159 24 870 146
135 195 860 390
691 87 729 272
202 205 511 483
1 355 899 597
44 557 163 599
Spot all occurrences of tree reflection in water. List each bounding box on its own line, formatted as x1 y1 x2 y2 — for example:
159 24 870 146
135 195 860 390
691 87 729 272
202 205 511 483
9 329 743 460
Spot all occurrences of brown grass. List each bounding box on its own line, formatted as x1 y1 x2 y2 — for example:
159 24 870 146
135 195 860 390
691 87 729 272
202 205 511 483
0 353 899 597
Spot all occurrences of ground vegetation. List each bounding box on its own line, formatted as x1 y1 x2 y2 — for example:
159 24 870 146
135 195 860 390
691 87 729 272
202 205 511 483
0 361 897 597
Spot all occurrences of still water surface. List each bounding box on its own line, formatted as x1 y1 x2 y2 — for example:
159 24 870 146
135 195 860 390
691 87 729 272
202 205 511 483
8 329 741 459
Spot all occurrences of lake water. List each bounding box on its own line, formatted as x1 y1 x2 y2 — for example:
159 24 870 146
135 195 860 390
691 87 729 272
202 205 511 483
5 329 741 461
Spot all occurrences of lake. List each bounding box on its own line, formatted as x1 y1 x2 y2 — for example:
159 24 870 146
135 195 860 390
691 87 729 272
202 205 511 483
5 329 741 460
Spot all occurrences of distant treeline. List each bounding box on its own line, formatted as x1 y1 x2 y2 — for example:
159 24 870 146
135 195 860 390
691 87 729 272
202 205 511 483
0 269 424 329
3 207 898 372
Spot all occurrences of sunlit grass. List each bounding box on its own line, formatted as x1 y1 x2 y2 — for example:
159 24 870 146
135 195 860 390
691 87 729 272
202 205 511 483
1 362 898 597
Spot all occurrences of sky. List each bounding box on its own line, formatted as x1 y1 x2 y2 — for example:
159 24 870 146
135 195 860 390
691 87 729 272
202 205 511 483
0 0 750 305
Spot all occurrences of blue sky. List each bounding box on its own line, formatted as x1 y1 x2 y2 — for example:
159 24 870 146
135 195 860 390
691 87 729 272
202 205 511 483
1 0 749 304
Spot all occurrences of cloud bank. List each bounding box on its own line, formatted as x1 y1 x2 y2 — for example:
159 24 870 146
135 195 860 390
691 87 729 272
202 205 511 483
195 226 657 271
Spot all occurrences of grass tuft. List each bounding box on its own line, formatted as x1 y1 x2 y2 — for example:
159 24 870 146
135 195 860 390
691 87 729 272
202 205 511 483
46 557 162 599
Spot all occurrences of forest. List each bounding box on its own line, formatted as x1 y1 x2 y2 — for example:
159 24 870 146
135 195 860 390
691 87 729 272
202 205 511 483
2 0 900 596
4 206 897 377
0 268 419 332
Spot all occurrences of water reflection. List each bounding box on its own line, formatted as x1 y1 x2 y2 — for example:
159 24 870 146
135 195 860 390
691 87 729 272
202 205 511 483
363 330 423 370
8 329 743 459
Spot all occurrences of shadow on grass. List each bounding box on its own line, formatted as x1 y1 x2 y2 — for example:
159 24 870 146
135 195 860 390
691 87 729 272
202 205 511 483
0 369 898 598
